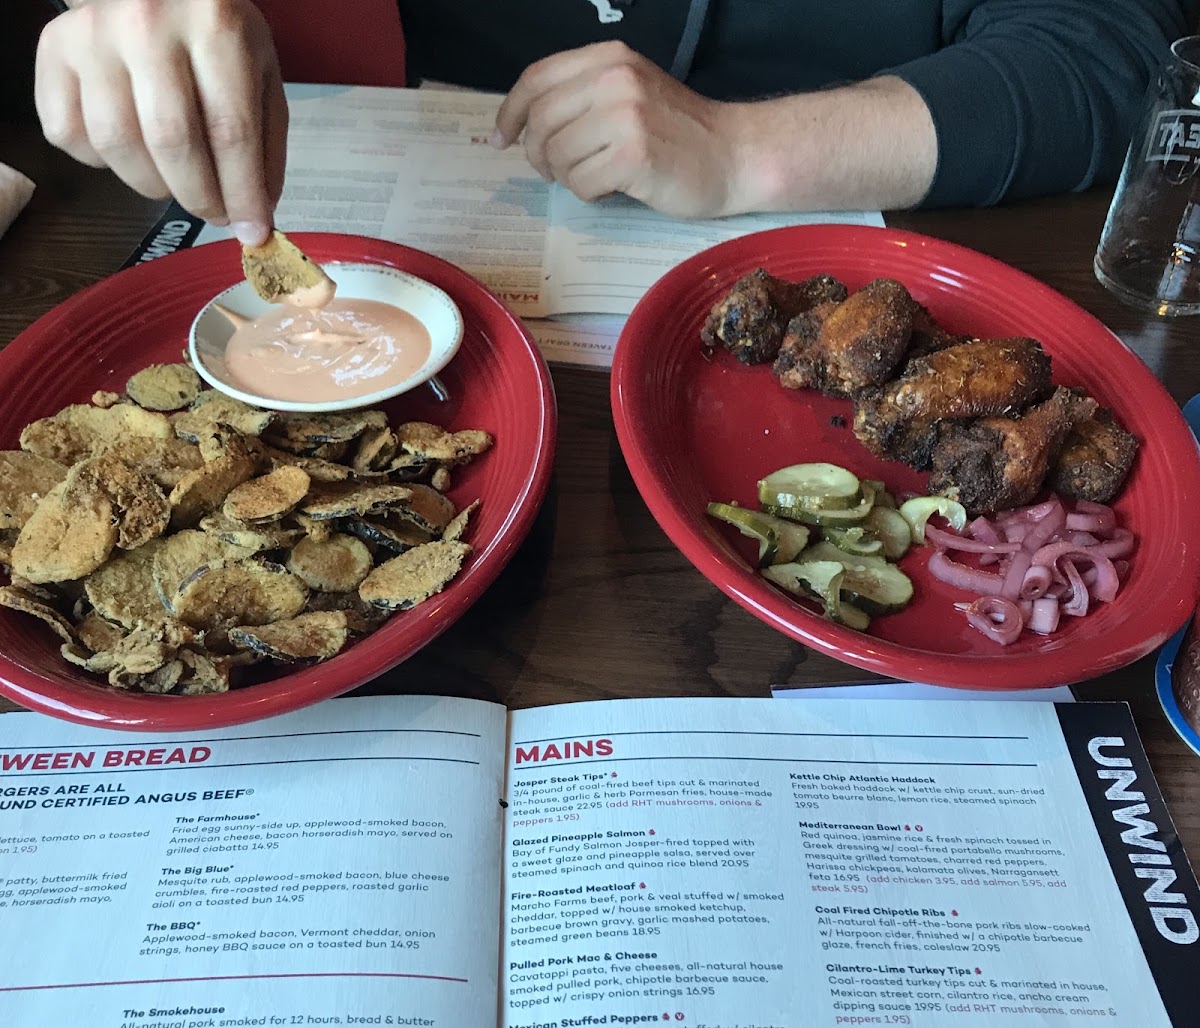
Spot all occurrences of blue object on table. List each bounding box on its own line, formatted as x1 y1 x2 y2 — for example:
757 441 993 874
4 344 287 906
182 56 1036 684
1155 393 1200 756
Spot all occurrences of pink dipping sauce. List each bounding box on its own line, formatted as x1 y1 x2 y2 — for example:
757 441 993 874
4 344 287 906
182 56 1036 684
223 299 432 403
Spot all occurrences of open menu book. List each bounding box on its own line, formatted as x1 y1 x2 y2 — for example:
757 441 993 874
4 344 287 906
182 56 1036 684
127 85 883 368
1 694 1196 1027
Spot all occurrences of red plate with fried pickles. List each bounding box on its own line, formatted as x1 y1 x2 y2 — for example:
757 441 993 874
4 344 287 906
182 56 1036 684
0 235 556 729
611 225 1200 689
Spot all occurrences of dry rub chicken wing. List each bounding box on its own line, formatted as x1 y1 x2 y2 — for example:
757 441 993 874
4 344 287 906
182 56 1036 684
853 336 1053 470
905 305 972 360
928 387 1098 515
773 278 918 397
701 268 848 364
1048 399 1139 504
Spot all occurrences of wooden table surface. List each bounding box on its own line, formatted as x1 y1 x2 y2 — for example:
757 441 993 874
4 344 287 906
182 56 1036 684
2 118 1198 860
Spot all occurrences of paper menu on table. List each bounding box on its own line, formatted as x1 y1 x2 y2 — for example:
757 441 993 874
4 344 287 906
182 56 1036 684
0 695 508 1027
190 83 884 367
195 85 551 315
1 694 1197 1027
501 696 1196 1028
544 189 884 316
773 681 1077 703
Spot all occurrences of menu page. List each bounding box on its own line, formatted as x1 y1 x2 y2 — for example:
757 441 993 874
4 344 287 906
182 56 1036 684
182 83 886 368
194 85 551 317
501 697 1197 1028
0 695 507 1028
544 190 885 316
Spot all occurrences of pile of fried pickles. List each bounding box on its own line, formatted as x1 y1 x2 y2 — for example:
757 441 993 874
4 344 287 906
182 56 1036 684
0 363 491 695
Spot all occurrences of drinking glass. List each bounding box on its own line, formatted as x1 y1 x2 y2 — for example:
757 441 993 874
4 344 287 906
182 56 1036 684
1095 36 1200 316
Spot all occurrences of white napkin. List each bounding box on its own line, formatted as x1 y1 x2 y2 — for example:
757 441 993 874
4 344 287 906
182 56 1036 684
0 162 35 240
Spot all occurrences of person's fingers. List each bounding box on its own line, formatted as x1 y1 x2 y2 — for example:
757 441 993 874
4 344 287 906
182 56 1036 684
190 40 271 245
493 40 637 147
541 112 614 187
34 37 104 168
128 46 227 222
262 64 289 207
79 64 172 199
555 144 624 204
521 85 595 181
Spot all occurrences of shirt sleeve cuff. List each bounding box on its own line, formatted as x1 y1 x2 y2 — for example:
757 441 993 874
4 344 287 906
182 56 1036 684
888 45 1025 209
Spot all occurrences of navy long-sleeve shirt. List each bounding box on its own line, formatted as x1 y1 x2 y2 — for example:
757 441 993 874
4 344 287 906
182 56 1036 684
396 0 1194 207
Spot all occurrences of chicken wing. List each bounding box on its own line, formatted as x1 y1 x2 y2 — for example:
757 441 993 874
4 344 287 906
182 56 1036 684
853 336 1053 469
772 278 918 397
905 305 972 360
928 387 1098 514
1048 399 1139 503
701 269 847 364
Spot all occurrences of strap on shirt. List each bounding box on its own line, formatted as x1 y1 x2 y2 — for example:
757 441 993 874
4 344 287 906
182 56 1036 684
669 0 711 80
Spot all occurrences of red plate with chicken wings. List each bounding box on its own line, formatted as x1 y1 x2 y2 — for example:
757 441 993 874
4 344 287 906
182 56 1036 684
611 225 1200 689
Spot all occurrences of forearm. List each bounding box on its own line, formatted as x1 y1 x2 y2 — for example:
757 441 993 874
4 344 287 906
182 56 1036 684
718 76 937 214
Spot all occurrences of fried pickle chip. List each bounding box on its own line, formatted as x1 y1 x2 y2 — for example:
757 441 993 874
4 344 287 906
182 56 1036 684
199 512 304 552
65 453 170 550
430 467 452 493
126 363 203 411
304 589 389 632
85 537 171 628
197 424 266 464
286 534 373 592
174 648 233 694
173 391 275 442
386 452 436 480
12 482 117 583
261 445 355 483
229 610 351 664
241 229 335 304
265 410 388 453
96 622 196 686
0 451 69 530
442 499 479 543
392 483 456 534
396 422 493 463
169 453 257 529
353 427 398 471
173 559 308 631
114 658 185 693
76 610 126 654
0 530 15 569
358 540 471 610
20 403 173 465
96 435 205 490
294 512 335 542
151 530 255 613
92 390 122 409
223 466 311 525
299 481 413 521
0 585 76 643
343 515 432 554
62 641 117 674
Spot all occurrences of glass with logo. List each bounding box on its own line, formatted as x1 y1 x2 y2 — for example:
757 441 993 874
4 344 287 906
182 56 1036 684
1095 36 1200 316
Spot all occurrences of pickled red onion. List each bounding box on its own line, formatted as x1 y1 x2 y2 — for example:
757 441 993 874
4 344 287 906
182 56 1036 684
964 597 1024 645
923 497 1133 645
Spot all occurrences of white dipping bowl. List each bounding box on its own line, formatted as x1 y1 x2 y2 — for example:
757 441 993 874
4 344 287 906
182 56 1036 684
188 262 464 413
